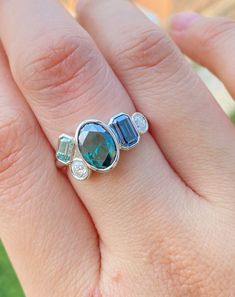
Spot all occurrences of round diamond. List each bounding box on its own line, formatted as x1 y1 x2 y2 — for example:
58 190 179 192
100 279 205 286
132 112 149 134
70 159 90 181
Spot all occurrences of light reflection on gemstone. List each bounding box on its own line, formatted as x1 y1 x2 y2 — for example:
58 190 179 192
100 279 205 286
110 113 139 150
70 159 89 181
132 112 149 134
56 134 75 165
77 122 117 170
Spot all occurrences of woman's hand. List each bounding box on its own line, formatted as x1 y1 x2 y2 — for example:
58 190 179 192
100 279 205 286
0 1 235 296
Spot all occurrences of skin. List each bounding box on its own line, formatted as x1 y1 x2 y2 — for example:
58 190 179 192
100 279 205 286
0 0 235 296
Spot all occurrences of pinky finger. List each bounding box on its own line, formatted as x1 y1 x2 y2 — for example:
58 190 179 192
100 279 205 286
171 13 235 99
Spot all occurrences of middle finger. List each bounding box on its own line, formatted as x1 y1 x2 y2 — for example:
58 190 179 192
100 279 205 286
77 0 235 202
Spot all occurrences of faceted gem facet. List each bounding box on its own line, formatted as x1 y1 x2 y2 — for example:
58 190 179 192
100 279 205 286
56 134 75 165
77 123 117 170
110 113 139 149
70 159 89 181
132 112 149 134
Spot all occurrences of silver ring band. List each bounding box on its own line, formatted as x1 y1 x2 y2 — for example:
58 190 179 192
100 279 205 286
56 112 149 181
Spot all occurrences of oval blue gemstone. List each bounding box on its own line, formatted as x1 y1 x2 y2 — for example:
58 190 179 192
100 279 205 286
78 122 117 170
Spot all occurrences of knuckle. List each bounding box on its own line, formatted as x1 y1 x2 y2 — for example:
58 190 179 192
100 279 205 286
145 227 234 296
115 28 176 71
0 110 43 218
0 112 25 175
0 109 37 191
199 18 235 50
13 32 101 101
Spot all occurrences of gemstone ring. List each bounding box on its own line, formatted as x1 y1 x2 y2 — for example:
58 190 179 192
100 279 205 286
56 112 149 181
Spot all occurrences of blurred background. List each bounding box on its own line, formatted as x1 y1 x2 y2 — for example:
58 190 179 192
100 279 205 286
1 1 235 296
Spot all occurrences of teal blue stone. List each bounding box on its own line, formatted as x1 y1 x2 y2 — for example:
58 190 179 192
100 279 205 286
78 123 117 170
56 134 74 165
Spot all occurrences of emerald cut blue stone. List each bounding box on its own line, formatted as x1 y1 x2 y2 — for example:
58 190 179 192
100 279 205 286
110 114 139 149
78 123 117 170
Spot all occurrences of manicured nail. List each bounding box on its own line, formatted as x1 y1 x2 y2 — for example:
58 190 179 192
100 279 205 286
171 12 201 31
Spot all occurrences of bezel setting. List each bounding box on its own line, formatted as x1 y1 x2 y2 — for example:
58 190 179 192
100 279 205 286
131 112 149 135
56 133 75 167
75 119 120 173
70 158 90 181
56 112 148 181
109 112 140 151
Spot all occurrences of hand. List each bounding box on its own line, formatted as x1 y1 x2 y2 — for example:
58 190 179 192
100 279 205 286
0 1 235 296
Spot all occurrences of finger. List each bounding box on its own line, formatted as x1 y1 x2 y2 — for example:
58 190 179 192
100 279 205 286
171 13 235 99
0 0 187 254
0 44 99 296
77 0 235 201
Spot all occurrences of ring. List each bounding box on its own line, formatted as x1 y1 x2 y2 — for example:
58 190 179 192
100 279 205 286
56 112 149 181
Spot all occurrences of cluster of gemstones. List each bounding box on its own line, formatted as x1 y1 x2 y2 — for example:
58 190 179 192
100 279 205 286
56 112 148 181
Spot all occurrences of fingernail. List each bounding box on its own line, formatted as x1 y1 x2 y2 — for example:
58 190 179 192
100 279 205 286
171 12 201 31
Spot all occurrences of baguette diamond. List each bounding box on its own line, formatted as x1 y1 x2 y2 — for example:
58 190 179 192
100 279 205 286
56 134 75 166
